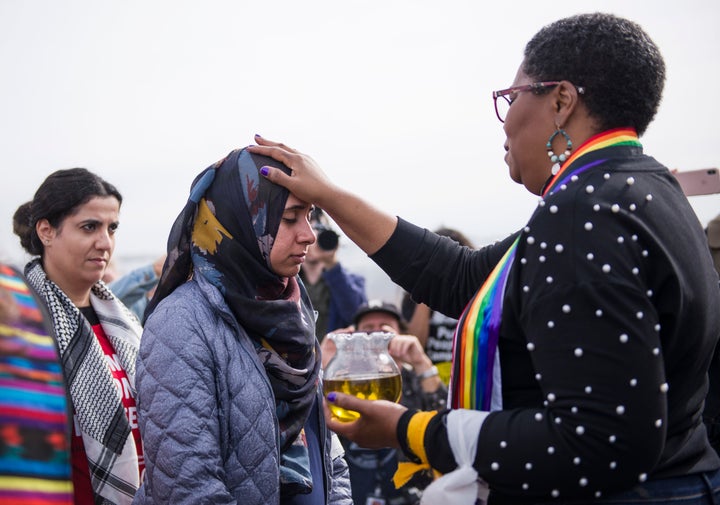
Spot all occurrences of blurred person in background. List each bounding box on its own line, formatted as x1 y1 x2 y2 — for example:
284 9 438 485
322 300 446 505
703 213 720 455
401 227 475 385
103 254 166 321
300 208 367 339
706 214 720 275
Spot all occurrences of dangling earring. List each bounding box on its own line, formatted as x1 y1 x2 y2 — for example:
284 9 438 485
546 127 572 175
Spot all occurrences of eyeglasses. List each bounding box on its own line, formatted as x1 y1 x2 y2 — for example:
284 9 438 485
492 81 585 123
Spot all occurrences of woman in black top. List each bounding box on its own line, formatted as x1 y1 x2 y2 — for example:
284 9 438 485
249 13 720 504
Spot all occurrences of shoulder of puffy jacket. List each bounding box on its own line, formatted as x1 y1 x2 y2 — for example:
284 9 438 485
143 278 233 337
163 275 233 311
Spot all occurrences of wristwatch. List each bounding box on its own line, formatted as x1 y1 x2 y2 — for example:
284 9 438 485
417 365 439 380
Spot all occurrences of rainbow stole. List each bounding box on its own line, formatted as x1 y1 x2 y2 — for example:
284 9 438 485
449 128 641 410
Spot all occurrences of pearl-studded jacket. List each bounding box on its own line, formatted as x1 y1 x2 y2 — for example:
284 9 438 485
372 143 720 502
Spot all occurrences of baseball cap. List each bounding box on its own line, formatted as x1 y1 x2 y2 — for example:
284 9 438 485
353 300 402 327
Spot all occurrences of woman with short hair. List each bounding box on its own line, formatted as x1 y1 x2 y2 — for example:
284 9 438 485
250 13 720 503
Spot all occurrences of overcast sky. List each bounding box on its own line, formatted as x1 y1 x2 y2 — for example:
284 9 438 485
1 0 718 301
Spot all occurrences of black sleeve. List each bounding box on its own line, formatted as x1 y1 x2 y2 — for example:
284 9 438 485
371 218 520 318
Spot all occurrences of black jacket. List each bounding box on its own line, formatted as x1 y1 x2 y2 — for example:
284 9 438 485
373 144 720 502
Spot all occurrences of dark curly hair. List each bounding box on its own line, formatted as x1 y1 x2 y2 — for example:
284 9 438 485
523 12 665 136
13 168 122 256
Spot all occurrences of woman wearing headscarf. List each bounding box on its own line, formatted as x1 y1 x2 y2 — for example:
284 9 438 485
13 168 143 504
132 148 351 505
249 13 720 504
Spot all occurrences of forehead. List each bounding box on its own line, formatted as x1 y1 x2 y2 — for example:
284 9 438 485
284 193 312 211
511 64 531 86
67 196 120 220
358 312 399 326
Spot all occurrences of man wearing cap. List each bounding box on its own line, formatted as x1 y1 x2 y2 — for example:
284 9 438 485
323 300 447 505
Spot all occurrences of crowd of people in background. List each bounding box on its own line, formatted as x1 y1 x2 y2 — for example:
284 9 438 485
1 11 719 505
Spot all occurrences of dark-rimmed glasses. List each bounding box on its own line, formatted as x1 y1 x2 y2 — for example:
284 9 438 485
492 81 585 123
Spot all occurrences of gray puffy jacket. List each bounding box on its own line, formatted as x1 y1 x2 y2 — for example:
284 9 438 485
132 274 352 505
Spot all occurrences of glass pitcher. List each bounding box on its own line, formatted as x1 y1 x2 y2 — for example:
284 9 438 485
323 331 402 422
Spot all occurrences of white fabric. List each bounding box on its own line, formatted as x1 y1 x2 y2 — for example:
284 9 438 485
330 432 346 460
420 409 490 505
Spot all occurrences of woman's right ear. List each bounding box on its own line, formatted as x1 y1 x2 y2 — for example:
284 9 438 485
36 219 53 245
553 81 582 124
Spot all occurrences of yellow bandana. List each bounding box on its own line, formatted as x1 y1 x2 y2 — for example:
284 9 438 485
392 410 438 488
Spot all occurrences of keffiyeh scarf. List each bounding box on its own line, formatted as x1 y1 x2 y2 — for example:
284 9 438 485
146 148 321 497
24 259 142 505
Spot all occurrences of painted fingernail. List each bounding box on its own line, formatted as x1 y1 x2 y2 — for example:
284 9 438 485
327 392 337 402
254 133 262 138
260 167 269 177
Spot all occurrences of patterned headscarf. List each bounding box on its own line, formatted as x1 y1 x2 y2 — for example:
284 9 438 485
145 148 321 496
